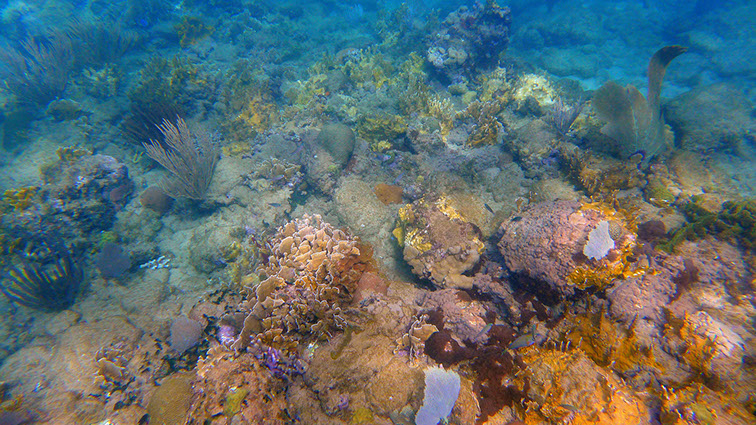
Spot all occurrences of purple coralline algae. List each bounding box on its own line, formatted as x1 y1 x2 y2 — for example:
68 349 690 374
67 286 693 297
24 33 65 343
426 1 511 82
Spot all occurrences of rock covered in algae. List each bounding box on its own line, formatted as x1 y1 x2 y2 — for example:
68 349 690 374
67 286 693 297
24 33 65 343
497 200 638 296
394 195 485 289
147 371 194 425
665 83 755 152
514 345 651 424
188 347 287 423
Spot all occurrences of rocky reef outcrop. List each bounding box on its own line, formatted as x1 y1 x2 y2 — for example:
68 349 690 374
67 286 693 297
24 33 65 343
426 1 511 83
497 200 638 297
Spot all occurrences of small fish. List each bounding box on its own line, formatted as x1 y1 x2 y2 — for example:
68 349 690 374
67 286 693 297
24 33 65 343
473 323 494 340
484 203 494 214
509 333 536 350
268 202 282 208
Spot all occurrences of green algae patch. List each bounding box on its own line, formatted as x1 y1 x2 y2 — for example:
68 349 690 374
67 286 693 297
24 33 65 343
223 387 249 417
147 371 194 425
351 406 375 424
660 197 756 252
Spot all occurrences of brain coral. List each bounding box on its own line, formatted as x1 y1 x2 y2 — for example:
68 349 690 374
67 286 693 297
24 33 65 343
234 214 371 352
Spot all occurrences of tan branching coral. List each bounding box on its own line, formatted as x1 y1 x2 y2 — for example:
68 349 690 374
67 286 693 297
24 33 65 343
142 117 219 200
234 215 372 352
394 313 439 363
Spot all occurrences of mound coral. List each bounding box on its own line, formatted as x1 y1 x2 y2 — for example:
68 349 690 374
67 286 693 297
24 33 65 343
498 200 640 296
394 196 485 289
234 215 372 353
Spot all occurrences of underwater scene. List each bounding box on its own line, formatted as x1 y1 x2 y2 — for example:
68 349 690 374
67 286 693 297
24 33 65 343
0 0 755 424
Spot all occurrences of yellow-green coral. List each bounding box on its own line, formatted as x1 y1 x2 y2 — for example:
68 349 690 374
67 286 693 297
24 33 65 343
664 312 717 376
645 177 677 207
128 56 198 107
513 344 650 425
513 73 557 107
560 308 663 374
658 383 754 425
3 186 38 211
222 387 249 417
356 114 407 151
455 99 504 146
56 146 91 163
232 95 278 134
175 16 214 47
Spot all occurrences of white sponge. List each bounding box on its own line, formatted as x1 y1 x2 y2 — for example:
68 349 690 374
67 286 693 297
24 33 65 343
583 220 615 260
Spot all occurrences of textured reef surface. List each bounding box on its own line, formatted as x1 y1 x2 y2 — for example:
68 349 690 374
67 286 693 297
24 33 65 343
0 0 754 424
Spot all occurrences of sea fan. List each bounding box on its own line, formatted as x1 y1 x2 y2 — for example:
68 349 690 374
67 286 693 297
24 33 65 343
592 45 687 164
1 244 82 311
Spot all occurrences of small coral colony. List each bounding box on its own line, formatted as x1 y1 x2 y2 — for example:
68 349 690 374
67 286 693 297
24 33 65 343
0 1 754 424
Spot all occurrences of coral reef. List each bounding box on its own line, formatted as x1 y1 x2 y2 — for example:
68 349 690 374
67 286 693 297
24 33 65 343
426 1 511 82
394 195 485 289
0 3 754 425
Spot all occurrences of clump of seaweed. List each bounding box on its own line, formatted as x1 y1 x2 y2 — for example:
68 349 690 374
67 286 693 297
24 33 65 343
0 239 82 311
2 187 39 212
592 46 687 164
127 56 197 109
174 16 214 48
0 34 73 106
659 197 756 252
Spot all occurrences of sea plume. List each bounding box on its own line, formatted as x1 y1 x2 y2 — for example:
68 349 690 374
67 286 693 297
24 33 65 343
142 117 219 200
